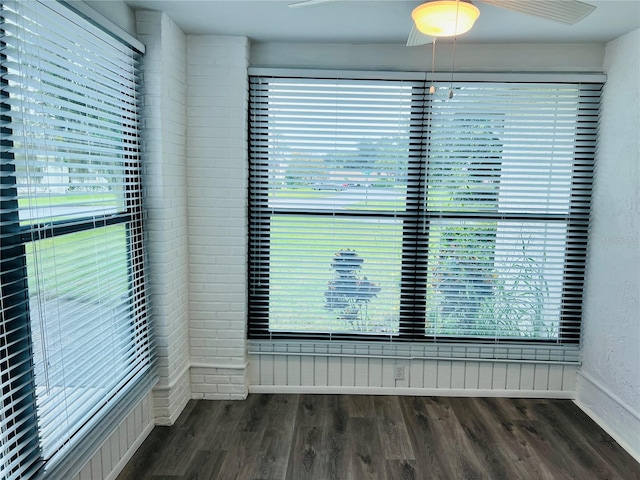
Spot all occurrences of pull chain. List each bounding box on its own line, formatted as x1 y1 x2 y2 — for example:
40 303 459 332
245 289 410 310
449 0 461 98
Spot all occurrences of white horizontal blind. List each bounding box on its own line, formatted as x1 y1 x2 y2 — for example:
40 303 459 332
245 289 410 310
1 2 151 479
248 73 600 351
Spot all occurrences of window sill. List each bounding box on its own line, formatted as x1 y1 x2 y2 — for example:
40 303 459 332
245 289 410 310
248 339 580 365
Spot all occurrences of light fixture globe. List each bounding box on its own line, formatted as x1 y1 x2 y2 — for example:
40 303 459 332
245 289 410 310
412 1 480 37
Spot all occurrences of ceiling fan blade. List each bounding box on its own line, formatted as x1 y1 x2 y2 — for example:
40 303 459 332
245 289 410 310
289 0 342 8
479 0 596 25
407 25 433 47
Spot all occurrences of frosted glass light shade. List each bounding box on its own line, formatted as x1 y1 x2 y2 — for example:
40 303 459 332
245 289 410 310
412 1 480 37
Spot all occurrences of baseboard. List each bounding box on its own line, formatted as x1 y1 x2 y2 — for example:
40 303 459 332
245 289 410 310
167 389 192 425
575 370 640 463
105 418 155 480
249 384 575 399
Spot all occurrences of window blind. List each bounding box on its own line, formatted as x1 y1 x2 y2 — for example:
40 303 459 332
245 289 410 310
1 1 152 479
249 76 422 338
248 73 600 352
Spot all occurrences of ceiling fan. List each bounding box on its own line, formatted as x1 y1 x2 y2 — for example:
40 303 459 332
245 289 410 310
288 0 597 46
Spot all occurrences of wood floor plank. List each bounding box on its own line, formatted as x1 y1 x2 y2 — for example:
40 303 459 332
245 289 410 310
215 431 264 479
324 395 350 480
532 401 633 479
551 400 614 441
116 426 175 480
495 396 548 421
236 393 274 432
345 394 376 418
285 394 332 480
182 450 227 480
254 394 299 480
373 396 415 462
146 403 217 479
550 399 640 478
516 419 601 479
418 397 487 479
344 417 387 480
283 394 351 480
200 398 248 452
148 432 200 476
586 439 640 480
385 459 419 480
398 396 459 479
448 397 532 479
179 399 221 446
472 397 564 480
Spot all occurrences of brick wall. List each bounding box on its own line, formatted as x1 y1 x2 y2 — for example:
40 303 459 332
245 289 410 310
187 35 250 399
135 19 251 412
136 10 191 424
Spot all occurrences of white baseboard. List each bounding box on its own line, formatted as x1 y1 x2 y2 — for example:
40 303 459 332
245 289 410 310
249 384 575 399
575 370 640 463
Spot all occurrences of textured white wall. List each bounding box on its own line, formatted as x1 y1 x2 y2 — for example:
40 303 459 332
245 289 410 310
577 28 640 461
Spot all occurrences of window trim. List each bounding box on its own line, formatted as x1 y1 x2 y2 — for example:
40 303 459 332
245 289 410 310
247 67 606 84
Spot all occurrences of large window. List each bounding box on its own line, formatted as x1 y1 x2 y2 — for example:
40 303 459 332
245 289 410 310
1 2 152 479
248 72 600 348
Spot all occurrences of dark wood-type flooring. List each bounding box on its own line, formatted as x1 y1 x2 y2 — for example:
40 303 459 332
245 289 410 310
118 394 640 480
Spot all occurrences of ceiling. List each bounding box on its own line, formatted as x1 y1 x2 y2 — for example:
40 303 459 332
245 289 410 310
122 0 640 44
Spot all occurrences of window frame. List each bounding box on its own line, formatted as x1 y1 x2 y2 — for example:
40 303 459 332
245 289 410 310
247 69 602 348
1 46 42 478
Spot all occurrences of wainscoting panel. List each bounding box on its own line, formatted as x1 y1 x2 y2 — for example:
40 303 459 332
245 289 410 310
248 347 577 397
74 388 155 480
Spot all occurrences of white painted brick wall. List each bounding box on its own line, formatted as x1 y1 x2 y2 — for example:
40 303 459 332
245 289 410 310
187 35 250 399
136 10 191 423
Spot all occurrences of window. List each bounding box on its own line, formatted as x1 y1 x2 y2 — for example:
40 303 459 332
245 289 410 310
1 2 152 479
248 72 601 351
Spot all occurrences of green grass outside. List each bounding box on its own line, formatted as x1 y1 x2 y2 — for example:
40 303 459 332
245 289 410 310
268 215 403 334
270 185 408 212
18 192 121 208
263 213 559 339
26 224 130 303
18 192 123 226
